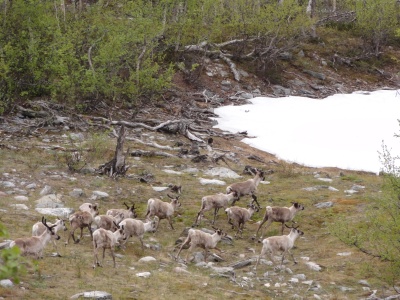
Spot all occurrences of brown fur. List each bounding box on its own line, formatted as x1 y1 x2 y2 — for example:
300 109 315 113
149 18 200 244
226 169 265 205
225 203 259 238
145 194 181 230
255 202 305 239
66 211 95 244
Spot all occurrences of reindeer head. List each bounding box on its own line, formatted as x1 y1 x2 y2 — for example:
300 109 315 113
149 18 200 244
42 216 60 240
168 194 182 208
285 224 304 236
124 202 137 218
291 202 305 211
248 202 260 213
212 226 226 237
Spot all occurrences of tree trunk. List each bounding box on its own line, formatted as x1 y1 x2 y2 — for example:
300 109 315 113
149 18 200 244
97 125 130 177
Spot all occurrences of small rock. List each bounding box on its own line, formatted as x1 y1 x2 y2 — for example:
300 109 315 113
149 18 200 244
14 195 28 201
306 262 322 271
1 181 15 188
0 279 13 287
11 204 29 210
138 256 156 263
174 267 190 274
317 178 332 182
69 189 85 198
162 169 182 175
204 167 241 179
70 291 112 299
69 133 85 141
40 185 53 196
289 277 299 284
293 274 307 280
345 189 358 194
314 201 333 209
91 191 109 199
152 186 169 192
26 183 37 189
302 280 313 286
337 252 352 256
136 272 151 278
359 280 370 287
199 178 226 185
339 286 354 292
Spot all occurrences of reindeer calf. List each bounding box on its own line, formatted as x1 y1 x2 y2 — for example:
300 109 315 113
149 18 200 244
92 224 126 268
94 214 125 232
225 202 259 238
66 210 97 244
118 217 158 250
79 202 99 216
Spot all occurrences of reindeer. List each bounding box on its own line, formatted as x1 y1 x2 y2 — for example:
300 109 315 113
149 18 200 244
11 217 60 259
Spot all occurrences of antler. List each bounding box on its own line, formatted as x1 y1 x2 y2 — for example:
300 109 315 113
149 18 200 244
167 194 179 200
42 216 56 230
123 202 130 209
113 221 120 229
285 224 299 230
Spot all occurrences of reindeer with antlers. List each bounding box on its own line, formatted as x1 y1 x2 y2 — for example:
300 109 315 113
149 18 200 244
10 217 60 259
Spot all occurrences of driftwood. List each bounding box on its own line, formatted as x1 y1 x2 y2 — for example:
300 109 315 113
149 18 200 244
228 259 253 270
97 125 130 177
130 149 175 158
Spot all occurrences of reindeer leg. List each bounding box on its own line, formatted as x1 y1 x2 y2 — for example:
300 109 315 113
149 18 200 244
93 245 99 268
281 222 285 235
288 249 297 265
70 228 78 244
185 243 196 263
214 246 223 254
176 236 190 261
255 245 267 270
139 236 144 251
255 216 269 240
168 217 174 230
212 208 218 224
204 248 208 262
259 220 272 241
88 224 93 239
194 210 202 227
111 247 116 268
280 250 286 266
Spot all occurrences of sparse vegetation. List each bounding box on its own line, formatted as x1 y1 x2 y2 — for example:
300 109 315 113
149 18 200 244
0 129 398 299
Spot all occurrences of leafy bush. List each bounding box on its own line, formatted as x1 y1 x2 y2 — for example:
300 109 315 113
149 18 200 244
0 224 25 283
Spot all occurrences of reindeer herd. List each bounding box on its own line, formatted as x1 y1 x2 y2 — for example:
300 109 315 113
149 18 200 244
8 168 306 271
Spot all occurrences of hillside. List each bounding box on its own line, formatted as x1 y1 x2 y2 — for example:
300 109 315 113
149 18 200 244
1 28 400 300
